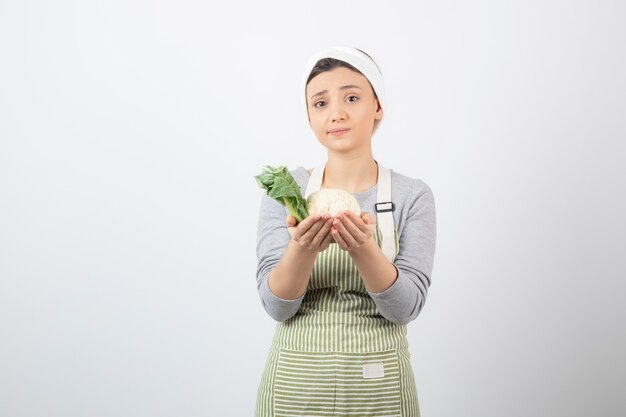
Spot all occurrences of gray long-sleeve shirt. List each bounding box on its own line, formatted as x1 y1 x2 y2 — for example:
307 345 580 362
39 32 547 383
255 166 436 325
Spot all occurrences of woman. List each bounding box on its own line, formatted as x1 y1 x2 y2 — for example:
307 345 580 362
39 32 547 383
255 46 436 417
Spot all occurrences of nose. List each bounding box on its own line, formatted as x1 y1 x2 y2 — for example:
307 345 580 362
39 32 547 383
329 99 347 122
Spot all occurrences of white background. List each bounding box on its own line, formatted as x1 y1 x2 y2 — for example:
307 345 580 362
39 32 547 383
1 1 625 416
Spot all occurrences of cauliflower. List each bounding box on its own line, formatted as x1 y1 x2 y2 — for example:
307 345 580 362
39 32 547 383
307 188 362 217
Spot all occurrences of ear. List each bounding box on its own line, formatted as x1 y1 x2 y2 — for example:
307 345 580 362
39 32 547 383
375 99 383 120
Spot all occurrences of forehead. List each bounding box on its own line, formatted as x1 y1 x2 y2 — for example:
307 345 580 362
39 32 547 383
306 67 370 96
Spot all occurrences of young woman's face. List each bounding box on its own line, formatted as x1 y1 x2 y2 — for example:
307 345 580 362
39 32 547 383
306 67 382 153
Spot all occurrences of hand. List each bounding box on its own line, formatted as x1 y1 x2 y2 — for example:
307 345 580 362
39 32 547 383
330 211 376 252
286 214 335 253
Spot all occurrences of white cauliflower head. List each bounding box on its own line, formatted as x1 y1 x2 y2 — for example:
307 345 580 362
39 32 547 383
306 188 362 217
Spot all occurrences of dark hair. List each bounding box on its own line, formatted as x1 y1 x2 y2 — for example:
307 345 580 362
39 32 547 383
305 53 380 105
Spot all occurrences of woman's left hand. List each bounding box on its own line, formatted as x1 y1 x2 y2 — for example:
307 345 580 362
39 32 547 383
331 211 376 252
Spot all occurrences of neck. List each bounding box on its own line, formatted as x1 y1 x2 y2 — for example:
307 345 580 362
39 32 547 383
322 153 378 194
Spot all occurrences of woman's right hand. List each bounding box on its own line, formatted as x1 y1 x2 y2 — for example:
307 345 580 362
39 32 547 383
287 214 334 253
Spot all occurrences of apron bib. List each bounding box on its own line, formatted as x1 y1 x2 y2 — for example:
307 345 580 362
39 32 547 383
304 160 396 264
256 161 421 417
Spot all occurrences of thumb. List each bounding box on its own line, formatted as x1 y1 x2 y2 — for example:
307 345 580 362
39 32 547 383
362 212 376 224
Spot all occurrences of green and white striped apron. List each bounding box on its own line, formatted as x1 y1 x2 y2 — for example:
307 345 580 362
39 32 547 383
256 161 420 417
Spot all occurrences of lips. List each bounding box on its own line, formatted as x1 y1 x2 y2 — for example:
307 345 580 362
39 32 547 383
328 128 350 135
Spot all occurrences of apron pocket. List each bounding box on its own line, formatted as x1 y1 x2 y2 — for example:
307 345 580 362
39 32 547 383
273 348 401 417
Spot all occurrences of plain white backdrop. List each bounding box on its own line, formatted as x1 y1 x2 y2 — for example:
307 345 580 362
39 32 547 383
1 1 625 416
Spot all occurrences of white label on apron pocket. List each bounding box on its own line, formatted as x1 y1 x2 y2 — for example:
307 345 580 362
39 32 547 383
362 362 385 379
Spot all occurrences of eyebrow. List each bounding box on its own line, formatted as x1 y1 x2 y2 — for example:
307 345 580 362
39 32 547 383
310 84 362 100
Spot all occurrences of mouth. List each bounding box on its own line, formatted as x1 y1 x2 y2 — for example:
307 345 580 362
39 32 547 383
328 128 350 136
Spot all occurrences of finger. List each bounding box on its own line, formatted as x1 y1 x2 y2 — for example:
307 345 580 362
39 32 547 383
352 211 374 229
300 215 328 242
309 218 331 247
361 212 376 225
311 217 334 247
340 211 368 236
294 214 321 238
331 226 348 250
320 228 334 248
333 216 358 247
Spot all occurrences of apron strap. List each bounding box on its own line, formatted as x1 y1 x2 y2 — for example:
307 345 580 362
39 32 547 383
304 160 396 263
304 162 325 199
375 163 396 263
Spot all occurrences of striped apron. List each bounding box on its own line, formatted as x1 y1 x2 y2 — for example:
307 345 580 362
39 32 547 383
256 161 420 417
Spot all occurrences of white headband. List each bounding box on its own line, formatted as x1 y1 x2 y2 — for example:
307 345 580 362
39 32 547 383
302 46 386 134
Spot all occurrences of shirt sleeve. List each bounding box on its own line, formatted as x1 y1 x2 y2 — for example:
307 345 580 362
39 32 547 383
256 192 306 322
367 180 437 325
